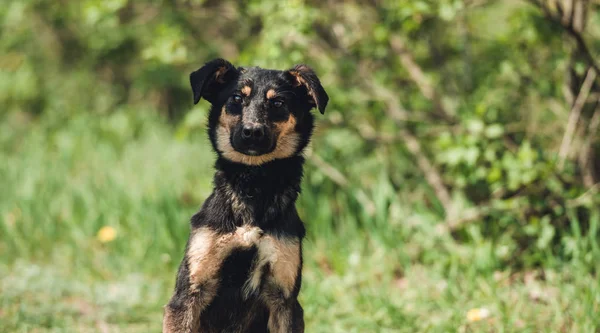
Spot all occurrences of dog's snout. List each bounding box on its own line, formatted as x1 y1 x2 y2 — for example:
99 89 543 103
241 124 266 141
231 120 273 155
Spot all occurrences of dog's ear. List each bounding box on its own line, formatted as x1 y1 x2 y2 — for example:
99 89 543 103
287 64 328 114
190 58 237 104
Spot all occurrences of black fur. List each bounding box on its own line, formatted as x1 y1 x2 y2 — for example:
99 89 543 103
163 59 327 333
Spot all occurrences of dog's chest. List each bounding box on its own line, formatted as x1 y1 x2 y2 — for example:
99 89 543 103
219 236 278 294
219 247 258 288
228 190 258 226
241 235 280 298
221 233 300 300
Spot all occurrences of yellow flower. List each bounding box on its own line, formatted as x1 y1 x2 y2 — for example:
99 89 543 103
97 226 117 243
466 308 490 322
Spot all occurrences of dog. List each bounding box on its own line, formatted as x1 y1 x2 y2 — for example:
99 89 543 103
163 58 328 333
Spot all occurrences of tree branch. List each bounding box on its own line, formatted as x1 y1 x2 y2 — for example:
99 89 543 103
578 97 600 187
362 78 456 220
558 67 596 169
389 35 457 123
305 150 377 216
527 0 600 75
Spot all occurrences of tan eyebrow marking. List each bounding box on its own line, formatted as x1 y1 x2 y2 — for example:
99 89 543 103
266 89 277 99
241 86 252 96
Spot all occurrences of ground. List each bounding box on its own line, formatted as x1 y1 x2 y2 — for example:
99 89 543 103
0 115 598 332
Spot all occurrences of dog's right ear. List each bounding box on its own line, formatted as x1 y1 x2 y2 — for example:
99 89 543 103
287 64 328 114
190 59 237 104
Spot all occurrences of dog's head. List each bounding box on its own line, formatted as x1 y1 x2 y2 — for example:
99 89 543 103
190 59 328 166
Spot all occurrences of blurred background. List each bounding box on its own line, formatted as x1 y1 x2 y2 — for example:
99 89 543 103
1 0 600 331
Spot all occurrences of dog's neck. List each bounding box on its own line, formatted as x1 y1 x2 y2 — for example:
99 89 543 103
215 155 304 190
212 155 305 228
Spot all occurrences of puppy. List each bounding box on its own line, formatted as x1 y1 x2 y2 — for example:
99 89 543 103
163 59 328 333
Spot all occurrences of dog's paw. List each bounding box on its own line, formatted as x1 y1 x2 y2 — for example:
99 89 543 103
236 226 264 247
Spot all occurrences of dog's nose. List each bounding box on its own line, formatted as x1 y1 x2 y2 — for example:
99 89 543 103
241 124 265 141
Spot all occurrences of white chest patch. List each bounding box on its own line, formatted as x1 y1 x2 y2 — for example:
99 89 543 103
243 235 300 299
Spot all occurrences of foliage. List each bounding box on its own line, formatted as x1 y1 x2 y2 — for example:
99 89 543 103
1 0 600 331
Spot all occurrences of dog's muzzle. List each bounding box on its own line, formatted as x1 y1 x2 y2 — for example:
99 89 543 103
232 124 274 156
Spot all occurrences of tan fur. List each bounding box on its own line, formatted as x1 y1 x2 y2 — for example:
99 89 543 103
274 113 297 135
264 235 301 298
187 226 263 288
243 240 272 299
215 113 300 166
267 308 293 333
289 69 317 105
219 106 239 127
241 85 252 96
163 227 219 333
163 225 263 333
266 89 277 99
187 228 221 289
162 296 202 333
224 183 252 225
289 70 305 87
244 234 300 300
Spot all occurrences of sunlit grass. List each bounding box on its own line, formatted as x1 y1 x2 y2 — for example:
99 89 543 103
1 114 599 332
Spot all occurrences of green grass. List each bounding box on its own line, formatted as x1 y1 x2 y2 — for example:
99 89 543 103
1 113 599 332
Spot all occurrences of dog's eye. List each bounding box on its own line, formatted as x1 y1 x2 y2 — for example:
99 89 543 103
272 100 283 108
232 95 243 104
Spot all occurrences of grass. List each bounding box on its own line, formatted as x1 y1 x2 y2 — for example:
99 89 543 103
1 112 599 332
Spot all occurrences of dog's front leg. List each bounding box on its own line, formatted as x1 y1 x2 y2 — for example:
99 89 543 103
257 235 304 333
263 291 304 333
163 225 263 333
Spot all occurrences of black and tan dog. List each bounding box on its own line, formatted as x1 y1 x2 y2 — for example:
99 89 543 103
163 59 328 333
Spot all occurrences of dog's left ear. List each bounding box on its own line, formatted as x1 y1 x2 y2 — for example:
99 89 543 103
287 65 329 114
190 58 237 104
